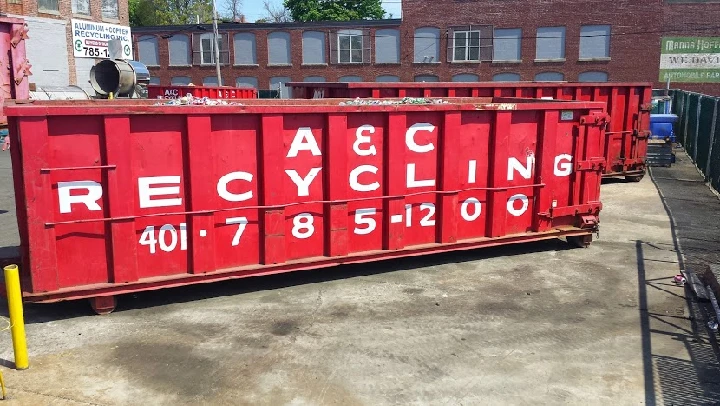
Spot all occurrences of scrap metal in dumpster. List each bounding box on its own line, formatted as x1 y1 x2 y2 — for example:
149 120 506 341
289 81 652 181
5 97 607 313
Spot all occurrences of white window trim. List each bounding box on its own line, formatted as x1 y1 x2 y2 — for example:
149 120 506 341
200 33 220 66
337 31 363 64
453 29 482 62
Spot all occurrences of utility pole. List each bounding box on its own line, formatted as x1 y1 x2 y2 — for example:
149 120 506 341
211 0 222 86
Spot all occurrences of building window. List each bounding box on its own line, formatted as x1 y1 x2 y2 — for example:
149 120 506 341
270 76 292 98
535 72 565 81
338 30 363 64
149 77 161 85
578 71 609 82
339 75 362 83
452 73 479 82
171 76 192 85
72 0 90 15
234 33 257 65
375 29 400 64
536 27 566 61
376 75 400 82
268 32 291 65
203 76 220 86
304 76 326 82
414 27 440 63
454 29 480 61
168 35 190 66
101 0 119 19
137 36 159 66
236 77 258 88
38 0 59 12
579 25 611 60
493 72 521 82
194 33 229 65
415 74 439 82
493 28 521 62
450 26 492 62
302 31 326 64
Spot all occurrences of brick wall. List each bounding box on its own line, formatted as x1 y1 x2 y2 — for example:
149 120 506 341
136 22 404 90
133 0 720 96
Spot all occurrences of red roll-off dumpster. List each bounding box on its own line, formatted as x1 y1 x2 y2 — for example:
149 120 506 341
147 84 257 100
288 82 652 181
5 97 606 313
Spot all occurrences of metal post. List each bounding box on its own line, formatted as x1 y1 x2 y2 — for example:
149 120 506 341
4 265 28 370
705 99 718 181
695 96 702 163
211 0 222 86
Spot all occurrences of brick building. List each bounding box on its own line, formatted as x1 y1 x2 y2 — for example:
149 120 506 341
131 0 720 96
0 0 130 92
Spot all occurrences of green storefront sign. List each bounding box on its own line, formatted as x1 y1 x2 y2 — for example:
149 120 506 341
660 37 720 83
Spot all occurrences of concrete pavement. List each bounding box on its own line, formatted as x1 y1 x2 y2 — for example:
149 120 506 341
0 150 717 405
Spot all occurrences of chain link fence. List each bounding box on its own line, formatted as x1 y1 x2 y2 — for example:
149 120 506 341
670 90 720 193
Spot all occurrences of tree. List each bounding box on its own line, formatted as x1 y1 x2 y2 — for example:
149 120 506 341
128 0 213 26
263 0 292 23
223 0 244 21
283 0 385 22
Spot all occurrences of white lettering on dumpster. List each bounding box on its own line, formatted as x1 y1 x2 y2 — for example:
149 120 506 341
554 154 574 177
53 122 583 254
138 176 183 208
353 125 377 156
217 171 254 202
287 127 322 158
57 181 103 213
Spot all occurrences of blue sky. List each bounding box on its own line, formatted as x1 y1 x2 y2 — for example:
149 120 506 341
232 0 402 21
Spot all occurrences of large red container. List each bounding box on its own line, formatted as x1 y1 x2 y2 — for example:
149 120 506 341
147 84 257 100
0 16 30 128
5 97 606 313
289 82 652 180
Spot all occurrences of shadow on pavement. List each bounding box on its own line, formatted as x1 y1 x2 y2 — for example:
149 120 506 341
635 157 720 405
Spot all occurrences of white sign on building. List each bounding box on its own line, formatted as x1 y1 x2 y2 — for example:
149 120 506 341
71 20 133 59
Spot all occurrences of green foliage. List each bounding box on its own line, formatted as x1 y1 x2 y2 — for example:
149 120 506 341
283 0 385 22
129 0 213 26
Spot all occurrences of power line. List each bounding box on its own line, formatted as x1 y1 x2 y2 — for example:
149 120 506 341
137 23 720 42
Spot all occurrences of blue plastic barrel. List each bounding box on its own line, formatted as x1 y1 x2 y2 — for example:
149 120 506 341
650 114 678 142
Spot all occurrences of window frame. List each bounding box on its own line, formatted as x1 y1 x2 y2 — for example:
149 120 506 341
199 33 228 66
492 28 522 62
71 0 90 15
234 32 258 66
535 26 566 62
302 31 326 65
453 29 482 62
579 25 611 61
414 27 441 63
337 30 364 64
168 34 191 66
101 0 119 19
38 0 59 13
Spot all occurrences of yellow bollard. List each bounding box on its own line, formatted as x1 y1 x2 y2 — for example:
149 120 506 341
4 265 28 370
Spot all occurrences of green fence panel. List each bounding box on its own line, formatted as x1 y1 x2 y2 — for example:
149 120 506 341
686 94 700 162
710 101 720 192
673 91 687 144
696 97 717 175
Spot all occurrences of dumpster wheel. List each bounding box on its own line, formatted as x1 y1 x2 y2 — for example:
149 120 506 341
567 234 593 248
89 296 117 315
625 174 645 182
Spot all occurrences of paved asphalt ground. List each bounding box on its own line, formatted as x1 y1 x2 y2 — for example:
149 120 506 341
0 150 718 405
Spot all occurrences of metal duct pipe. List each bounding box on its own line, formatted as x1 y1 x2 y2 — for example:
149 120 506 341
90 59 150 98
